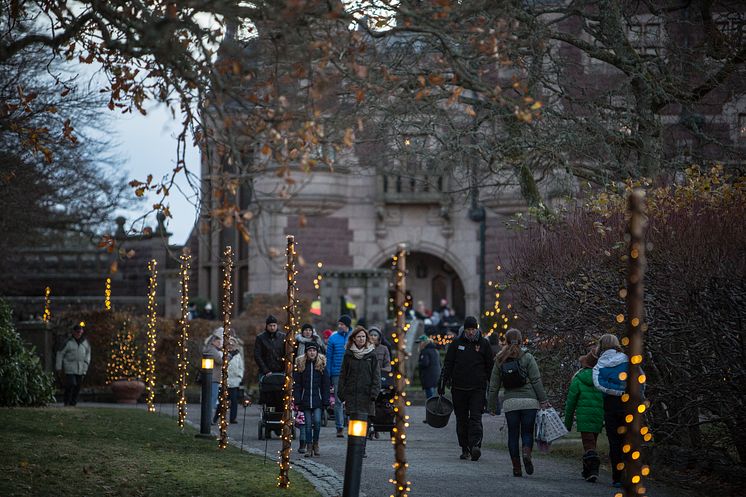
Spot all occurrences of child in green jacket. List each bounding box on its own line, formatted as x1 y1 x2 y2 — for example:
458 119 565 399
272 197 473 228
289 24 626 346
564 347 604 483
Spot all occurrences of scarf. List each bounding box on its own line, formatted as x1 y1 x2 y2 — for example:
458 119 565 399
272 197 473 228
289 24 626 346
349 343 375 360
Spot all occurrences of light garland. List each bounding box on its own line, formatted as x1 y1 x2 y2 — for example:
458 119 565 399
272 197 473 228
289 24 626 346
218 246 234 449
145 259 158 413
484 265 516 340
389 244 411 497
278 235 298 488
42 286 51 322
106 320 141 383
617 190 651 497
104 277 112 311
313 261 323 296
177 249 191 429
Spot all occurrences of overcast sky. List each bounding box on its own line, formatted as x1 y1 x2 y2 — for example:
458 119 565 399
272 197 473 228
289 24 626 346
110 104 200 246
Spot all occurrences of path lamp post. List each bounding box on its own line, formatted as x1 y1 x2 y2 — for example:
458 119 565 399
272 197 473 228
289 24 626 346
343 413 368 497
196 356 214 439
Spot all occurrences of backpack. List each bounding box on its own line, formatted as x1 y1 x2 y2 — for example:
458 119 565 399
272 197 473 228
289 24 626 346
500 358 527 389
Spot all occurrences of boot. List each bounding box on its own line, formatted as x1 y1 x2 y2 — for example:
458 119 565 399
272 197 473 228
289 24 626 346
298 441 306 454
459 447 471 460
522 446 534 475
470 446 481 461
583 450 600 483
511 457 523 477
313 442 320 456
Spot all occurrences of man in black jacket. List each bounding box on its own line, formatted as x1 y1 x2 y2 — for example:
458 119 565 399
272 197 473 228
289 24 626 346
439 315 494 461
254 315 286 378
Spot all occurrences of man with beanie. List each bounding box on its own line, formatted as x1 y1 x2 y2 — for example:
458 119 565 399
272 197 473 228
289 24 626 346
55 322 91 406
325 314 352 437
254 315 286 378
439 315 494 461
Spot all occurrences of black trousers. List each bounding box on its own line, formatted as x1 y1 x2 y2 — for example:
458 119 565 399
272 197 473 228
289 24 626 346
451 388 485 450
64 374 84 406
604 395 626 483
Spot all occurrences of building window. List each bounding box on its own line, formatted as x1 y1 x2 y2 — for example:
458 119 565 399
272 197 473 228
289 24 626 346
628 20 663 56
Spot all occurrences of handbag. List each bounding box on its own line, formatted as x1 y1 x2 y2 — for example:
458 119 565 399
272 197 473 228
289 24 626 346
535 408 568 444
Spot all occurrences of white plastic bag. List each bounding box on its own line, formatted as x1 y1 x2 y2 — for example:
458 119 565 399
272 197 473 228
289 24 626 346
535 408 568 444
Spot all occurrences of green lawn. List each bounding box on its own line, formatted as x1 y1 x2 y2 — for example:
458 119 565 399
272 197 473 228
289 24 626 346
0 407 319 497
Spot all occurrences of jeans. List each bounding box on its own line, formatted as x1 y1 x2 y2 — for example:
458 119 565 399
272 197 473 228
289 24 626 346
214 387 239 422
331 376 346 430
424 387 436 400
581 432 599 451
304 407 322 443
604 395 626 483
504 408 538 459
64 374 84 406
451 388 486 450
210 382 220 421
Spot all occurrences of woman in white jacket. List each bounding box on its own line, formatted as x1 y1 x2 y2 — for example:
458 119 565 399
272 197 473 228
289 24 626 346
55 322 91 406
213 337 245 424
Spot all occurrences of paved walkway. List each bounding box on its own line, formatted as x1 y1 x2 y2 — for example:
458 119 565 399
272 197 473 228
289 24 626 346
69 402 686 497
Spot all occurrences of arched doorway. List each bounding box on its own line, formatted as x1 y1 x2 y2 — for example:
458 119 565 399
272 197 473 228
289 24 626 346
379 251 466 320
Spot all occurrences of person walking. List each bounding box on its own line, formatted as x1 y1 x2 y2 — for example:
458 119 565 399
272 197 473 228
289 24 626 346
213 336 244 424
593 334 642 488
55 322 91 406
326 315 352 437
203 329 223 423
487 328 550 477
564 346 604 482
337 326 381 456
293 343 331 457
439 316 493 461
254 315 286 378
368 327 391 376
295 323 325 358
417 334 441 400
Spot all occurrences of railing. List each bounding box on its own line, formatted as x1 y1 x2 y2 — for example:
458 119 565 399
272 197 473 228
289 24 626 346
379 173 446 204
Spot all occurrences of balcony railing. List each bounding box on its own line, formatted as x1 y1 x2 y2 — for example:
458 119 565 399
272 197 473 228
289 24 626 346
379 173 446 204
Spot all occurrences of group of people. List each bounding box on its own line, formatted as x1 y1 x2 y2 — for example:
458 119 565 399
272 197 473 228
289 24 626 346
439 317 639 488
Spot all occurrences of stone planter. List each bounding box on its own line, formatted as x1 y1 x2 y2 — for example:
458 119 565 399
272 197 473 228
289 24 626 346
110 379 145 404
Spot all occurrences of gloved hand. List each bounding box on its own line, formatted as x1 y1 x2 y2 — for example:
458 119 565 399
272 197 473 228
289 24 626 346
437 377 446 396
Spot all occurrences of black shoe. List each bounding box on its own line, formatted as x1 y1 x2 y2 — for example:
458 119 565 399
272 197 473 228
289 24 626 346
460 448 471 460
336 429 344 438
470 447 481 461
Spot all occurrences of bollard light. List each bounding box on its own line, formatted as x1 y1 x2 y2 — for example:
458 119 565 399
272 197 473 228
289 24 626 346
343 413 368 497
196 355 214 439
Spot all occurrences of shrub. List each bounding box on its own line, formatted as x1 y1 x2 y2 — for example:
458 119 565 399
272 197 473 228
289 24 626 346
0 300 55 406
506 166 746 466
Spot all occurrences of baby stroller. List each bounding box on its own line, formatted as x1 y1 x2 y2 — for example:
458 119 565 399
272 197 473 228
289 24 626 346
257 373 292 440
369 376 396 438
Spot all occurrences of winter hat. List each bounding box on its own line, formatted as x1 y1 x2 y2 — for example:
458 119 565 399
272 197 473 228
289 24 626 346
305 343 319 353
322 329 333 340
463 316 479 330
579 347 599 368
415 334 429 343
301 323 314 333
338 315 352 328
266 315 278 325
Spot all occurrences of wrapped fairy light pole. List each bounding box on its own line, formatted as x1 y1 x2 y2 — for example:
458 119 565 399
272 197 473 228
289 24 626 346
42 286 51 322
278 235 298 488
217 246 234 449
619 190 651 497
145 259 158 413
389 244 411 497
176 249 191 428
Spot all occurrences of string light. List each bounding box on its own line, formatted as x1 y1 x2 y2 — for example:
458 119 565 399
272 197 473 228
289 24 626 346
218 246 234 449
390 244 410 497
278 235 298 488
177 249 191 429
104 277 112 311
484 265 516 340
106 320 141 384
42 286 51 322
622 190 649 497
145 259 158 413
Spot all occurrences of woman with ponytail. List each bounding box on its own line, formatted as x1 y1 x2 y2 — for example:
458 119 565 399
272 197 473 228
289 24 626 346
487 328 550 477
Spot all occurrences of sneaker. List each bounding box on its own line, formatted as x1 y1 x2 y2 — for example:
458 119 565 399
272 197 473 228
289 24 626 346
470 447 481 461
336 429 344 438
459 448 471 460
230 420 238 424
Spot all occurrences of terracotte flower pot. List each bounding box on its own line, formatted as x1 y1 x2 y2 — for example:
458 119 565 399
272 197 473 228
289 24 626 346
110 379 145 404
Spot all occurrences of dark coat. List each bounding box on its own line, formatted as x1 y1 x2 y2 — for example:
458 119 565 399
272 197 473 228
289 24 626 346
418 342 441 389
442 333 494 391
292 355 331 410
254 330 287 375
337 349 381 416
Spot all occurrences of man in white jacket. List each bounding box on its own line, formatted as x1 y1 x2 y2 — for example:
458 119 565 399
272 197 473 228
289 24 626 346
55 322 91 406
